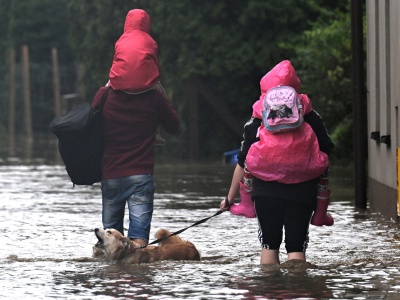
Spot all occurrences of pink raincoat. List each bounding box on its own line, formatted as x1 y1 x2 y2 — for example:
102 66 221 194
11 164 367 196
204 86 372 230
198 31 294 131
246 60 329 184
109 9 160 93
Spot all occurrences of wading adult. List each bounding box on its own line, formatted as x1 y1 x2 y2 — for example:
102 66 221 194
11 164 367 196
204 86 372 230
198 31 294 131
220 60 334 265
93 9 180 247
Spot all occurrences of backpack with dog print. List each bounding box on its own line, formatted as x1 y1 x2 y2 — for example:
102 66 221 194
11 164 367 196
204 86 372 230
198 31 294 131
262 85 303 133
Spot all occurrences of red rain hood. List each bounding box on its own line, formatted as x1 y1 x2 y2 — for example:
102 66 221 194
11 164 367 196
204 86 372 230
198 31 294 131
123 9 151 33
253 60 309 119
109 9 159 92
260 60 301 93
246 60 328 184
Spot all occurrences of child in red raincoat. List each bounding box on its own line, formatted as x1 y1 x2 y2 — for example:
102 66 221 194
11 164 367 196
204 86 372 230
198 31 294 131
107 9 167 145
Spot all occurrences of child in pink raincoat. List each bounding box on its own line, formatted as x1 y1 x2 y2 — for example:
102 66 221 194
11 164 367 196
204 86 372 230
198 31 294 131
106 9 167 145
220 60 334 265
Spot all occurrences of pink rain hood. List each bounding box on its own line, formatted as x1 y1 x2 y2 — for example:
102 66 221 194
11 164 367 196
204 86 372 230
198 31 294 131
246 60 329 184
109 9 160 93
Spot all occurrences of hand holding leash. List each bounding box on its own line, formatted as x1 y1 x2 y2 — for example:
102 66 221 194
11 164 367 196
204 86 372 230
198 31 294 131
220 197 232 211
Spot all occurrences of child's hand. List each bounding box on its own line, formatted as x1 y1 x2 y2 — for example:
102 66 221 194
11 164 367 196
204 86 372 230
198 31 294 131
220 197 231 211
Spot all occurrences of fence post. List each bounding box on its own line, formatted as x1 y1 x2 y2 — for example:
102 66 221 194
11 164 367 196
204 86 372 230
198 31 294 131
76 63 86 102
8 48 16 157
21 45 33 160
51 47 62 118
51 47 62 163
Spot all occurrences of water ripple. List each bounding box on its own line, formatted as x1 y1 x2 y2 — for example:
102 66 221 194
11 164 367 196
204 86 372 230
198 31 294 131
1 164 400 299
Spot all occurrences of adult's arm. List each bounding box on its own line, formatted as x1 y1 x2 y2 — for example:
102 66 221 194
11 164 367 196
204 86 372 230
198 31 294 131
237 117 262 168
304 110 335 155
156 91 180 134
220 117 261 210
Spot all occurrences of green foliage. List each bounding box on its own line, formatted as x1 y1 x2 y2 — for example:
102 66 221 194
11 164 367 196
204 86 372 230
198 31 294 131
330 117 353 163
0 0 358 162
67 0 319 105
283 0 354 162
66 0 324 159
66 1 128 96
7 0 72 62
0 0 75 138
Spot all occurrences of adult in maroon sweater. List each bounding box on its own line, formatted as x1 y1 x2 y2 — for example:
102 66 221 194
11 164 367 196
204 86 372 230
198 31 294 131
92 88 180 247
92 9 180 247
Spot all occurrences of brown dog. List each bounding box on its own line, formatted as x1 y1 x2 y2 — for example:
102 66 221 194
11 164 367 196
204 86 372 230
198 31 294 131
93 228 200 264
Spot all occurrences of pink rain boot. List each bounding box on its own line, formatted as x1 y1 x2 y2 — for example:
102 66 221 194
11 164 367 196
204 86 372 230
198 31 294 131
311 189 334 226
229 168 256 218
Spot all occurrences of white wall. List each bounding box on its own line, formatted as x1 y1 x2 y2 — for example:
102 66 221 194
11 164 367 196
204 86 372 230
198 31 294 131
367 0 400 189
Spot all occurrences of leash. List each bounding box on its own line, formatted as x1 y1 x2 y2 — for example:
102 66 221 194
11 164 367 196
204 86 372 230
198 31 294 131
136 205 229 250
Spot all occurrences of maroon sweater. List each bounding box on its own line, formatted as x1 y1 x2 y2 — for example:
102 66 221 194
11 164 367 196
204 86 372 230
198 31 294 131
92 88 180 179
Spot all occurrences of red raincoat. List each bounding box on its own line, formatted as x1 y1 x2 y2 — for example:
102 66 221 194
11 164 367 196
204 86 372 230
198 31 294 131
246 60 329 184
109 9 160 93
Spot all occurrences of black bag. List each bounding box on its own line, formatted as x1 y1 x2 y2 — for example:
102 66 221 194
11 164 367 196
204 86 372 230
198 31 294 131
49 87 111 185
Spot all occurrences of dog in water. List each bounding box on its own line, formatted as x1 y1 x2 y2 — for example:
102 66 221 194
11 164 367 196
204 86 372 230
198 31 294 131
93 228 200 264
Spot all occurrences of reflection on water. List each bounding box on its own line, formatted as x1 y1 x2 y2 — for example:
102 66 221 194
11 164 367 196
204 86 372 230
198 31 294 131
1 163 400 299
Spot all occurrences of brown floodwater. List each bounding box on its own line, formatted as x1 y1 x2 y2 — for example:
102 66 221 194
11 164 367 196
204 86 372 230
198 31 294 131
1 162 400 299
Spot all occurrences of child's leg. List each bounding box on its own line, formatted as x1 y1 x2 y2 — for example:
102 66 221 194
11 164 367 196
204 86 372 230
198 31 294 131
152 82 168 146
261 248 280 265
153 81 168 99
311 168 334 226
287 252 306 261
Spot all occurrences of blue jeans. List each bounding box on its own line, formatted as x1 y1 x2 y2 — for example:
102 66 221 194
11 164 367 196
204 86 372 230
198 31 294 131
101 175 155 242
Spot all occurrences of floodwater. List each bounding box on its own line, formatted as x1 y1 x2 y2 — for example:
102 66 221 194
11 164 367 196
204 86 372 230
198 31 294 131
1 162 400 299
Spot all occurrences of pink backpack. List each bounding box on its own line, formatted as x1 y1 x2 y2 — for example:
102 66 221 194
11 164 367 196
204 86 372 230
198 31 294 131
262 85 303 133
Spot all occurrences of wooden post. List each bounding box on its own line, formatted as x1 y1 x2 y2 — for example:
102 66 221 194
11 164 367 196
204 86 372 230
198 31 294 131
77 62 86 103
185 77 243 162
21 45 33 159
8 48 16 157
51 47 62 163
51 47 62 118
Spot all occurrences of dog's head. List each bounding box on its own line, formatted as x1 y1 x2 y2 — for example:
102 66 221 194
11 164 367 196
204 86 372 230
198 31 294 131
94 228 133 260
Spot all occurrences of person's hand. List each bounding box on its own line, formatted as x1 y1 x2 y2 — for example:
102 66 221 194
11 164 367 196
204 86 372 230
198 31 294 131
220 197 232 211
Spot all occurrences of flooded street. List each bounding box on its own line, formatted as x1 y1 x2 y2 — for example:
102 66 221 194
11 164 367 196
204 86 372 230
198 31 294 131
1 163 400 299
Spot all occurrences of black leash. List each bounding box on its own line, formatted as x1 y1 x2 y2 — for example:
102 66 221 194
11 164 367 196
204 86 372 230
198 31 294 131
137 207 227 249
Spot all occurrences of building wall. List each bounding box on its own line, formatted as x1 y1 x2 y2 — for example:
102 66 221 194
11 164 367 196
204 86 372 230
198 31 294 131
366 0 400 219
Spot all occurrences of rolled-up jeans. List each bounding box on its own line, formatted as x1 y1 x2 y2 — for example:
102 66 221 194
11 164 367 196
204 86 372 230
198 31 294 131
101 174 155 242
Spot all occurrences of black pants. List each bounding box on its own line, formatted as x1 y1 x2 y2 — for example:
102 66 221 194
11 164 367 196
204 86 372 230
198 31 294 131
254 196 314 253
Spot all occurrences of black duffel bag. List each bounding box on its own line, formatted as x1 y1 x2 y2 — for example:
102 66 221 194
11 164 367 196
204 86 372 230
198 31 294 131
49 87 111 186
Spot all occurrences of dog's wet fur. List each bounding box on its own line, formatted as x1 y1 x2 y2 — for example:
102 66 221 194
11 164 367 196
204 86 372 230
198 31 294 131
93 228 200 264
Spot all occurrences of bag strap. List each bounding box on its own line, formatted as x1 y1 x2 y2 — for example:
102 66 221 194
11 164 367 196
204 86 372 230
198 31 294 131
98 87 111 111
